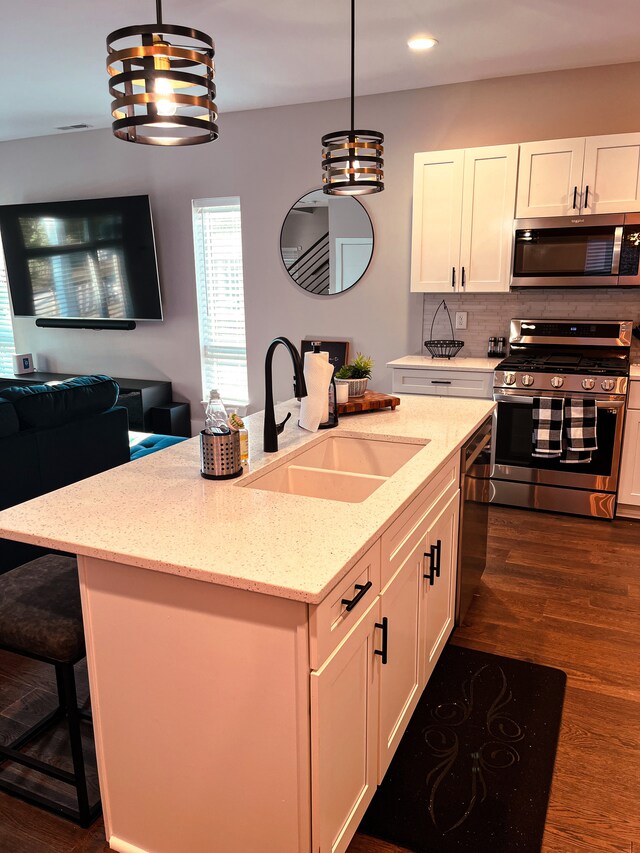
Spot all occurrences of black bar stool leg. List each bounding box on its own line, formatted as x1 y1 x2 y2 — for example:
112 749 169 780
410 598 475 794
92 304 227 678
57 663 92 827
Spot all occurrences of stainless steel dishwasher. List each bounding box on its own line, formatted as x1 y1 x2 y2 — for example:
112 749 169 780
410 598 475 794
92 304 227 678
456 417 492 624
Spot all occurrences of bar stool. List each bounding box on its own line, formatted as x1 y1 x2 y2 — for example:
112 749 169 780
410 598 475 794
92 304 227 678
0 554 100 826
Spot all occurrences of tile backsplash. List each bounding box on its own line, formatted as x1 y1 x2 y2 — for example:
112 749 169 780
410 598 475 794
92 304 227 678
422 289 640 360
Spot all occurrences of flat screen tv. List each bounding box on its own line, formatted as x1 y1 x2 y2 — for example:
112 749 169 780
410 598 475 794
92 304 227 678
0 195 163 321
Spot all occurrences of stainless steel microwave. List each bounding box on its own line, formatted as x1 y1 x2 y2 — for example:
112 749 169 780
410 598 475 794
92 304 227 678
512 213 640 288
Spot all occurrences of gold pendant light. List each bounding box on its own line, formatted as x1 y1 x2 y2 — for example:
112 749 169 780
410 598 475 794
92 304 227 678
107 0 218 146
322 0 384 195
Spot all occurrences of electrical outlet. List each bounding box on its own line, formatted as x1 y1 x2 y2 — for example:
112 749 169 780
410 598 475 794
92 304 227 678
455 312 468 330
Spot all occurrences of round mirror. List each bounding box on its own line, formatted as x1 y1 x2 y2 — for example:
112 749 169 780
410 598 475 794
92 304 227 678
280 189 374 295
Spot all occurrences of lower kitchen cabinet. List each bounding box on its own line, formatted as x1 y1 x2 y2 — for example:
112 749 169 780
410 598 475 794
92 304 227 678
617 382 640 517
310 464 460 852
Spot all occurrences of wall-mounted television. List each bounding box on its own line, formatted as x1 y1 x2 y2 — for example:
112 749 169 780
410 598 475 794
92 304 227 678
0 195 163 321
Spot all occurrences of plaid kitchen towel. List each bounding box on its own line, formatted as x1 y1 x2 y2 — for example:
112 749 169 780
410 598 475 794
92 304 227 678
561 397 597 464
532 397 563 457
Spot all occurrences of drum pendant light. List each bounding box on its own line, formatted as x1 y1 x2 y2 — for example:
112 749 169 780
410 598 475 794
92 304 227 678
106 0 218 146
321 0 384 195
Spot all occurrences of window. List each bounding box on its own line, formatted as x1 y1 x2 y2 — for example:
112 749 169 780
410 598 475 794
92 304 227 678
192 198 249 406
0 238 16 374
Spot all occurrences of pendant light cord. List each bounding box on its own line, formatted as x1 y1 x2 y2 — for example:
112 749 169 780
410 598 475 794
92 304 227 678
350 0 355 132
156 0 163 25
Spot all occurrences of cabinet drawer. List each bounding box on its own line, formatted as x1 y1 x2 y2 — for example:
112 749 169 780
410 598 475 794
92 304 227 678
309 541 381 669
381 458 459 589
391 368 492 399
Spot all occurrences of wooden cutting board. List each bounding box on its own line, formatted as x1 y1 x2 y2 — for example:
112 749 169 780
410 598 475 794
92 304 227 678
337 390 400 415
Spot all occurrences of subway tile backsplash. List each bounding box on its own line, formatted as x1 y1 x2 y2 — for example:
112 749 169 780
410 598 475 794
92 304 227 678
422 289 640 360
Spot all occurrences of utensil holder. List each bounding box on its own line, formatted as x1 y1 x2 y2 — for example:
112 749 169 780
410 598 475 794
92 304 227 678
424 300 464 359
200 430 243 480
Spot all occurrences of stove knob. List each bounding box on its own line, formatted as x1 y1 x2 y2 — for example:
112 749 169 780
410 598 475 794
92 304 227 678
550 376 564 389
582 377 596 390
521 374 534 387
601 378 616 392
504 372 516 386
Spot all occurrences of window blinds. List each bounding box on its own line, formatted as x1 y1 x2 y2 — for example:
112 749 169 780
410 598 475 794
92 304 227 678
192 199 249 406
0 241 16 375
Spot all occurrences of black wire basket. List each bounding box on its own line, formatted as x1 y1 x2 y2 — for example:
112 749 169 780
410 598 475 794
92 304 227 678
424 300 464 359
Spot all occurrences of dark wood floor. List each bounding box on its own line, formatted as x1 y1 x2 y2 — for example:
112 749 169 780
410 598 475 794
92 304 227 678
1 506 639 853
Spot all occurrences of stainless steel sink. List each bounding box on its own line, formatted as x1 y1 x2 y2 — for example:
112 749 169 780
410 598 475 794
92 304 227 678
242 435 427 502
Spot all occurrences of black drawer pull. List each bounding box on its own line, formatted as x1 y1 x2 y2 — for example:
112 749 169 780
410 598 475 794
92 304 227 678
584 185 589 208
573 186 578 209
374 616 388 664
431 380 452 385
341 580 372 612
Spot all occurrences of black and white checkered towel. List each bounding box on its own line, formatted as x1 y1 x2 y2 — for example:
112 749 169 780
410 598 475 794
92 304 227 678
561 398 597 464
532 397 563 458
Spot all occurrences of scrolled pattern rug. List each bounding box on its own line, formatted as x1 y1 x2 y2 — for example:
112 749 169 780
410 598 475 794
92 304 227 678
359 644 566 853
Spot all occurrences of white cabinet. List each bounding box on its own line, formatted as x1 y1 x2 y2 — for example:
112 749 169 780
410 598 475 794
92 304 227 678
617 380 640 518
310 598 380 853
517 133 640 217
411 145 518 293
311 458 460 851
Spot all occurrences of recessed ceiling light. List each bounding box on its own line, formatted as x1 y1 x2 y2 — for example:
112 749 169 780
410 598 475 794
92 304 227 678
408 36 438 51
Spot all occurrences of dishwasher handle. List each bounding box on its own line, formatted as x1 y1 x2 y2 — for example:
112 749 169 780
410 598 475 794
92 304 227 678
463 421 493 471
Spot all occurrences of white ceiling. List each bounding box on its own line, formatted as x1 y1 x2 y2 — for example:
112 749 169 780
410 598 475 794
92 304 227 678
2 0 640 142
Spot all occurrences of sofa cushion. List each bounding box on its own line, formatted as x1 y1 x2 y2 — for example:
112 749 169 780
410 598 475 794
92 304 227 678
0 399 19 438
130 434 187 460
0 375 119 429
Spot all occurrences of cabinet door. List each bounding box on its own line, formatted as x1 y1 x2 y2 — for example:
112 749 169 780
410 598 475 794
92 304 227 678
311 599 380 853
411 149 464 292
377 538 423 782
420 490 460 687
516 138 585 218
618 409 640 507
582 133 640 214
459 145 519 292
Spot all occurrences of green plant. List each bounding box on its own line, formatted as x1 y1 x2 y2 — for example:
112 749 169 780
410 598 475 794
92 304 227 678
335 353 374 380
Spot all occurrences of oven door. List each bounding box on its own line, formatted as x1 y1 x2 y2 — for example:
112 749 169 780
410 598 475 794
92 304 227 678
491 392 625 492
512 215 623 287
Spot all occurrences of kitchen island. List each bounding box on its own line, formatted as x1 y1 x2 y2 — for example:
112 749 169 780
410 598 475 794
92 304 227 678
0 394 494 853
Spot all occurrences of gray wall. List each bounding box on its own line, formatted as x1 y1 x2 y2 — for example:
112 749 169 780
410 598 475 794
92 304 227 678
2 61 640 426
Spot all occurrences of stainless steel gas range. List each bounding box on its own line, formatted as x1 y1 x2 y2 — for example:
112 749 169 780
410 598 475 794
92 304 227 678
489 319 632 519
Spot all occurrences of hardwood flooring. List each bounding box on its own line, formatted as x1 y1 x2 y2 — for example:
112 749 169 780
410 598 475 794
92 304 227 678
1 506 639 852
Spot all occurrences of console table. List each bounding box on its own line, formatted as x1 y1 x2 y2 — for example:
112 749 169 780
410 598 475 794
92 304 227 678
0 373 191 437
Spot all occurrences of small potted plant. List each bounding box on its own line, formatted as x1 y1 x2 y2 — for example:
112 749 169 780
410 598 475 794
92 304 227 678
335 353 374 398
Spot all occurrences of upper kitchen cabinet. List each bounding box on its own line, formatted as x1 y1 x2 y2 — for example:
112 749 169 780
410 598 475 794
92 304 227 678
411 145 518 293
516 133 640 217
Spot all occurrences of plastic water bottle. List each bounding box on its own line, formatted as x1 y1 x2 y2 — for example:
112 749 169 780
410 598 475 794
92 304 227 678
204 389 229 434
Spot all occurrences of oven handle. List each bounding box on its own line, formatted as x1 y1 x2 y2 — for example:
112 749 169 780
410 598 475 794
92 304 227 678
493 393 625 411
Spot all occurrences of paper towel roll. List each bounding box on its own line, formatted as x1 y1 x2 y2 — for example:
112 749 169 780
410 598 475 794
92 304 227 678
299 351 333 432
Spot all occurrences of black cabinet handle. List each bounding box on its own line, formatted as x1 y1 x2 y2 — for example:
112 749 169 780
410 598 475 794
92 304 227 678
341 580 372 612
431 380 452 385
584 185 589 208
423 546 436 585
374 616 388 664
433 539 442 578
573 186 578 209
461 267 466 289
451 267 456 289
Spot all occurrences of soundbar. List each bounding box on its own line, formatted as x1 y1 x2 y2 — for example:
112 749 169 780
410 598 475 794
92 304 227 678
35 318 137 331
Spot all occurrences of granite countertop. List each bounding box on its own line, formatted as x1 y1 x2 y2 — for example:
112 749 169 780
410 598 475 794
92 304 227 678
0 395 494 604
387 355 500 372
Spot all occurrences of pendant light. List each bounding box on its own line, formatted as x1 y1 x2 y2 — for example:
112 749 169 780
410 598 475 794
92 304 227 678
106 0 218 146
321 0 384 195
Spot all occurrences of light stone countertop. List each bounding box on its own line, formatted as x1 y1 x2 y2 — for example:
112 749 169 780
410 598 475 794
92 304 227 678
0 395 494 604
387 355 500 372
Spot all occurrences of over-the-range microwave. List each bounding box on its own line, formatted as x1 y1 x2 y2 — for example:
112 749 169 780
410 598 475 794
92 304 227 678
511 213 640 288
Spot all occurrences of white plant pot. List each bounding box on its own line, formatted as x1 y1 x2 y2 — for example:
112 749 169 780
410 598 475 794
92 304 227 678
346 378 368 398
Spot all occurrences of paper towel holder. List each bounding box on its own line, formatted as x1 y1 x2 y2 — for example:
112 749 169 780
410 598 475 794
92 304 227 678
311 342 339 430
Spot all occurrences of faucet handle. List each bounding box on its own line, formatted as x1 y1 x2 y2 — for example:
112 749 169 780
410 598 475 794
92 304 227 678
276 411 292 435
